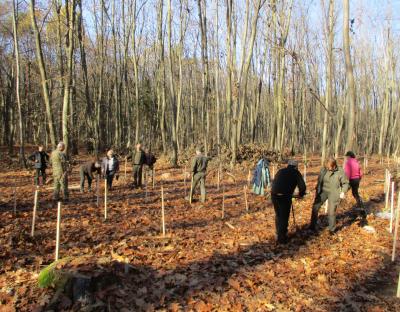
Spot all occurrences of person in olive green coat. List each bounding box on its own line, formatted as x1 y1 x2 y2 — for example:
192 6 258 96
187 148 210 203
310 157 350 234
130 143 146 188
50 142 69 202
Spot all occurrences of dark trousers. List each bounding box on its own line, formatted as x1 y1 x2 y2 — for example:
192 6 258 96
34 168 46 186
271 195 292 243
310 191 340 232
190 172 206 202
80 168 93 192
349 178 366 218
133 165 143 187
105 170 116 190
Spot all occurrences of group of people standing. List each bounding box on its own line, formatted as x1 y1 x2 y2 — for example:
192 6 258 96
260 151 365 244
28 142 365 244
28 142 156 202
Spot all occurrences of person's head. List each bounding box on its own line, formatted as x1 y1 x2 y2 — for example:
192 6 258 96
195 147 203 156
57 142 65 152
38 145 44 152
345 151 356 159
287 159 298 169
324 157 337 171
136 143 142 151
94 161 101 168
107 149 114 158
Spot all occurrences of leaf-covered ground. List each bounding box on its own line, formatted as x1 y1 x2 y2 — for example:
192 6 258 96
0 153 399 311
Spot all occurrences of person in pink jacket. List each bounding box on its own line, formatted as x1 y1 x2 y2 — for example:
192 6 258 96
344 151 366 224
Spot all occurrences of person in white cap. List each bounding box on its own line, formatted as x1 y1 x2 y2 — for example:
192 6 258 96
271 160 306 244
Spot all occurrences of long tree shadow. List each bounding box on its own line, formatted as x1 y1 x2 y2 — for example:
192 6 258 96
328 257 400 311
43 201 375 311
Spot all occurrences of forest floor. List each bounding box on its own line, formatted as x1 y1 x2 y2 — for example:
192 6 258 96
0 152 400 311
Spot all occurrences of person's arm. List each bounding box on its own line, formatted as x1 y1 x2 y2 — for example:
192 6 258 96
28 153 36 162
296 170 307 197
101 158 106 176
339 168 350 193
191 158 197 173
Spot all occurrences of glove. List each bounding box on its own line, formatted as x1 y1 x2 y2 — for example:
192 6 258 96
340 192 345 199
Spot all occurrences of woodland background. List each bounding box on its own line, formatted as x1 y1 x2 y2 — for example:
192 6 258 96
0 0 399 165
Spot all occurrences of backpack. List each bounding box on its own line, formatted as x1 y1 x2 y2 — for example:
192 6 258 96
146 153 157 166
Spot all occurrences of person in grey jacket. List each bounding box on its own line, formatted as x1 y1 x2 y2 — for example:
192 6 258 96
101 149 120 190
309 157 349 234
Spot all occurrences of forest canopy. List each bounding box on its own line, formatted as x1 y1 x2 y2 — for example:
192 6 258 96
0 0 399 165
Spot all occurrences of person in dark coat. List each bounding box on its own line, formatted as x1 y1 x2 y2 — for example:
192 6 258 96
101 149 120 190
309 157 350 234
80 161 101 192
271 160 306 244
28 145 49 186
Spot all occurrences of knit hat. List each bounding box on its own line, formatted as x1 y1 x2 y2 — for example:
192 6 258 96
345 151 356 158
288 159 298 168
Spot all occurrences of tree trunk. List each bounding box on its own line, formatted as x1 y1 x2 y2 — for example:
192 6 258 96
343 0 356 152
29 0 57 148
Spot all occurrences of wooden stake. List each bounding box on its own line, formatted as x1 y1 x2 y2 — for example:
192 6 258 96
13 185 16 214
244 186 249 212
161 186 165 236
222 185 225 219
189 175 194 204
31 187 39 237
324 200 328 214
184 166 187 198
385 174 391 212
397 272 400 298
152 168 155 189
390 181 395 233
55 201 61 261
272 165 275 180
96 175 100 207
104 179 108 220
303 164 307 184
247 170 251 187
217 166 220 191
391 191 400 262
145 170 148 202
124 157 127 181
